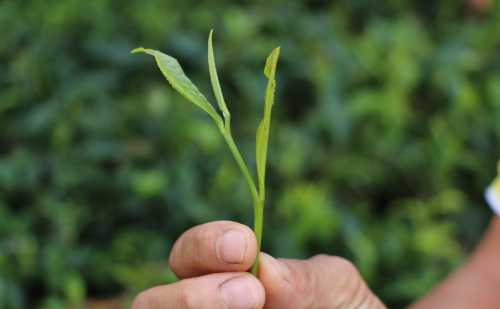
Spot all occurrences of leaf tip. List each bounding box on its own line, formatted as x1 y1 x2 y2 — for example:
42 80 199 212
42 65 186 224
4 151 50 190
209 29 214 43
131 47 146 54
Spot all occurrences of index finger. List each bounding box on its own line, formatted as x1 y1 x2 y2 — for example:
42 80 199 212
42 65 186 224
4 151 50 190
169 221 258 279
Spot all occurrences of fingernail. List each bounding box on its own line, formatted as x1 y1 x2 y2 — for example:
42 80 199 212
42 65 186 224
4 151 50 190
219 276 259 309
216 229 246 264
261 252 292 283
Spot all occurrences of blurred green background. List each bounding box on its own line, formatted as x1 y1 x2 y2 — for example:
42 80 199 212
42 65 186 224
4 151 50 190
1 0 500 308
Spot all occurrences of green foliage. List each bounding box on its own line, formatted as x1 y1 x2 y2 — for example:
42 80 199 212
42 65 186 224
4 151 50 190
1 1 500 308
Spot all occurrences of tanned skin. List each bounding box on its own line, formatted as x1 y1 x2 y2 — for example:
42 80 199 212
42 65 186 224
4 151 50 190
409 216 500 309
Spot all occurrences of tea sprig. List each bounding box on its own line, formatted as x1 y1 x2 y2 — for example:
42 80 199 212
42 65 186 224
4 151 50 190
132 30 280 276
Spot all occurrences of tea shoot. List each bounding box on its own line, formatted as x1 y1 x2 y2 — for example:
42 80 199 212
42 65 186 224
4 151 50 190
132 30 280 276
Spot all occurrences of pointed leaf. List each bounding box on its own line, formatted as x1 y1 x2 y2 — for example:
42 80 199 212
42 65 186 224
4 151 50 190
264 48 280 79
256 47 280 201
132 47 223 128
208 30 230 122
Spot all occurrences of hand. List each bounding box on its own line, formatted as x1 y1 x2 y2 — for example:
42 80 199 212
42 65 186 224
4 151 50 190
130 221 386 309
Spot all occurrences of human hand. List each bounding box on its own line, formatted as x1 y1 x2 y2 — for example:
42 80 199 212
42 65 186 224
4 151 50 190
130 221 386 309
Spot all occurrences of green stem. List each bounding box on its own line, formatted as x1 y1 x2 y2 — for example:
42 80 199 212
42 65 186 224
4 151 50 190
221 130 263 277
222 132 259 205
251 199 264 276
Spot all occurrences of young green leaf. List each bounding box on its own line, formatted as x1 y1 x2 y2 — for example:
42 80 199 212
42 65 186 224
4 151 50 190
132 47 224 129
208 30 230 127
256 47 280 201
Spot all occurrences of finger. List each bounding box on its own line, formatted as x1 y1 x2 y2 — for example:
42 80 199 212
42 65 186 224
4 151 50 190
258 253 386 309
130 272 265 309
169 221 258 279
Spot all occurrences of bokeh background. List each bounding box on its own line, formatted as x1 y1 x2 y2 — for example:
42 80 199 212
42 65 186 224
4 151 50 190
1 0 500 308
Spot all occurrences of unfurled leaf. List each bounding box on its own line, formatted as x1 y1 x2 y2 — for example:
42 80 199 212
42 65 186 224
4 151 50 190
208 30 230 124
256 47 280 200
132 47 224 129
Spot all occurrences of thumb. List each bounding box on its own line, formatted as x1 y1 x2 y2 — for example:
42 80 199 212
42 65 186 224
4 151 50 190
257 253 386 309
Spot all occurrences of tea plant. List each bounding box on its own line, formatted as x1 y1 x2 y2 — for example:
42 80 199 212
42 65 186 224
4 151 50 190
132 30 280 276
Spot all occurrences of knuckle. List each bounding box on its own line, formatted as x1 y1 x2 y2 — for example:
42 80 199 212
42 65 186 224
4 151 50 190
332 256 358 276
332 257 359 284
308 255 368 307
330 258 369 307
346 278 377 309
191 228 207 269
320 255 358 278
141 282 193 309
310 254 336 265
352 287 373 309
168 226 209 276
172 285 190 309
294 260 319 308
310 254 359 279
302 262 318 294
